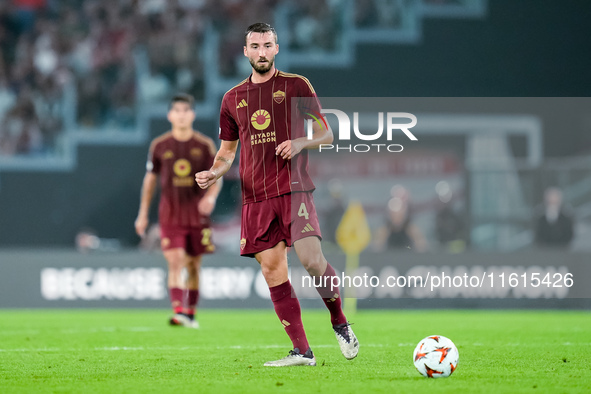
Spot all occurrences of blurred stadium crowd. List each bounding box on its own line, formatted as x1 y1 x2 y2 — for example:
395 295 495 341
0 0 306 156
0 0 467 157
1 0 207 156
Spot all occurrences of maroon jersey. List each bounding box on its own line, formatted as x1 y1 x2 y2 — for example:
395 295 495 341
148 131 216 227
219 70 321 204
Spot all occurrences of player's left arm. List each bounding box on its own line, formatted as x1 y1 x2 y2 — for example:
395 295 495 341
276 119 333 160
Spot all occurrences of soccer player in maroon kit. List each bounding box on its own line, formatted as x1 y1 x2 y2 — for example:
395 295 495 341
196 23 359 366
136 93 221 329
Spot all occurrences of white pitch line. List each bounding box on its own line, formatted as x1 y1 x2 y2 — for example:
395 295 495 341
0 347 62 352
0 342 585 353
0 327 157 336
0 343 389 353
60 327 157 334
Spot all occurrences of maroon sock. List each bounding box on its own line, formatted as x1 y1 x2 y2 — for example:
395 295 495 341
185 289 199 317
314 264 348 326
169 287 184 314
269 280 309 353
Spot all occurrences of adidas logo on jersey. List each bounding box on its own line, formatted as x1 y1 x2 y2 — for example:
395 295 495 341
301 223 315 233
236 99 248 109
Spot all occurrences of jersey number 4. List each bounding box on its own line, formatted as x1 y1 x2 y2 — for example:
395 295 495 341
297 203 309 220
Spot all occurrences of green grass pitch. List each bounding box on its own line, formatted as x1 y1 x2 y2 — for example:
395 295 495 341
0 309 589 393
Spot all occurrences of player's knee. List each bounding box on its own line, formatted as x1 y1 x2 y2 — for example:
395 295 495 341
260 264 275 279
186 262 199 276
190 258 202 270
260 261 283 280
301 255 325 274
166 255 185 271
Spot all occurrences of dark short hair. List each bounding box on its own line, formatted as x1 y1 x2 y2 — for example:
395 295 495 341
169 93 195 109
245 22 277 44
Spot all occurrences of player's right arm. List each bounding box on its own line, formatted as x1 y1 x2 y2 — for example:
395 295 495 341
135 171 158 237
195 140 238 189
136 139 161 237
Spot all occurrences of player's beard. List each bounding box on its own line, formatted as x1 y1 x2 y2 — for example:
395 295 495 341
250 56 274 74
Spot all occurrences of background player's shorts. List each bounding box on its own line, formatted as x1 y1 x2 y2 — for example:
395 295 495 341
240 192 322 257
160 223 215 257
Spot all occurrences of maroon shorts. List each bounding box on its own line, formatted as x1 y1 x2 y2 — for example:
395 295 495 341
240 192 322 257
160 222 215 257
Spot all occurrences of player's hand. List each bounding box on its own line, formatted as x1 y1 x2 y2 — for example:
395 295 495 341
135 215 148 237
276 139 304 160
198 195 216 216
195 170 217 189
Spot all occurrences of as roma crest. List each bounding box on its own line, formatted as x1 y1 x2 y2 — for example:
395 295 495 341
273 90 285 104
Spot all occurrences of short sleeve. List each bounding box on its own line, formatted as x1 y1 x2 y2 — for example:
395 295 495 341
147 141 161 174
297 76 322 116
219 94 240 141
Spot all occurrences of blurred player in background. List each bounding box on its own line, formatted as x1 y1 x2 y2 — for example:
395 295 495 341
135 93 221 329
196 23 359 366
